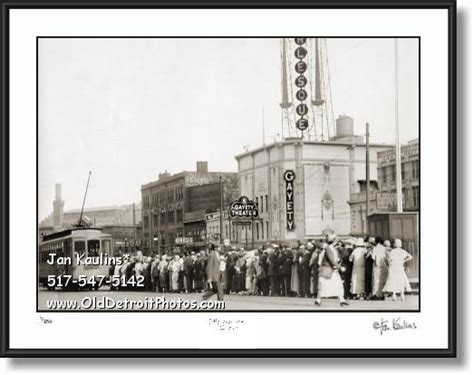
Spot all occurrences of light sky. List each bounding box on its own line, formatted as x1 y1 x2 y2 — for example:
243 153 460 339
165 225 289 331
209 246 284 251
38 38 419 221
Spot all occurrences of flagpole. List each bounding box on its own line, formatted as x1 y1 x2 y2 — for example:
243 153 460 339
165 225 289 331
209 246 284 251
394 38 403 213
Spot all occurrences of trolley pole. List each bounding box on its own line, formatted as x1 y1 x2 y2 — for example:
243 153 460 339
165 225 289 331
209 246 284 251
78 171 92 227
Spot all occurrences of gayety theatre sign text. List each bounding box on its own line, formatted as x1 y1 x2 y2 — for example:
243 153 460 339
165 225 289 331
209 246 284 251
229 196 259 220
284 170 295 231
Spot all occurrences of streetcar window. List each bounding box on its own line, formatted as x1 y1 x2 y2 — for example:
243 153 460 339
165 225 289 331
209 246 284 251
40 250 49 262
101 240 111 255
74 241 86 257
88 240 100 257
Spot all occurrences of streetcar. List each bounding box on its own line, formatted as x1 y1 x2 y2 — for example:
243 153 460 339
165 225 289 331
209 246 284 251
38 227 112 290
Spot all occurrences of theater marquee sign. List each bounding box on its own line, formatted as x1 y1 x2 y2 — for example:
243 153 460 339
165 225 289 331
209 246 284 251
284 170 295 230
229 196 259 220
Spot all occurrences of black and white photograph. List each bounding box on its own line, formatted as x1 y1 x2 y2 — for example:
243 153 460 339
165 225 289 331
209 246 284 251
37 37 420 312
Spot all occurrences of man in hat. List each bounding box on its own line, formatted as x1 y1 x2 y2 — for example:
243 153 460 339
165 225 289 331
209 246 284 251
202 244 224 301
268 246 279 296
151 255 161 292
301 242 313 298
183 251 194 293
338 241 353 299
364 237 376 299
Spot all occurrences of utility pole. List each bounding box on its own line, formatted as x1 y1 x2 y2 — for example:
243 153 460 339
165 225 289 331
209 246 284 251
394 38 403 213
365 123 370 235
219 176 224 246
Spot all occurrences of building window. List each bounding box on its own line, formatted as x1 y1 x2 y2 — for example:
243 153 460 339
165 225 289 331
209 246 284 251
391 165 396 182
167 189 175 203
143 215 149 229
412 161 419 179
167 208 174 224
382 167 387 184
160 210 166 225
266 221 269 239
260 196 264 212
265 195 268 212
176 205 183 222
255 222 259 240
176 186 184 200
401 163 406 181
413 186 419 208
153 214 158 227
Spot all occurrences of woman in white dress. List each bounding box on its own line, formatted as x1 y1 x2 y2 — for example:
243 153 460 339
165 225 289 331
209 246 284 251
314 235 348 307
349 238 367 299
371 237 389 298
383 239 413 301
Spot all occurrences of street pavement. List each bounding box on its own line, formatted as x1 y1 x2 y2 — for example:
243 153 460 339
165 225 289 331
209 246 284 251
38 289 418 311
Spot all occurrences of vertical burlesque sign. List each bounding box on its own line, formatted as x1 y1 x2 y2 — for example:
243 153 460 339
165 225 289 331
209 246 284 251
294 38 309 131
284 170 295 230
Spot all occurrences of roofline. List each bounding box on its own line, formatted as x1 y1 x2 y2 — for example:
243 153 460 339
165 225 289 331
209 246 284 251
234 139 395 160
141 170 237 190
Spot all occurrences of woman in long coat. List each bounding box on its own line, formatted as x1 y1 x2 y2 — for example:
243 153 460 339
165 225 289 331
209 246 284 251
383 239 413 301
158 255 169 292
290 249 299 295
349 238 367 298
169 255 182 292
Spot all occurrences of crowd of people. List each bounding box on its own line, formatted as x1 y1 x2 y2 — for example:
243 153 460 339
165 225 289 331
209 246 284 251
111 235 414 306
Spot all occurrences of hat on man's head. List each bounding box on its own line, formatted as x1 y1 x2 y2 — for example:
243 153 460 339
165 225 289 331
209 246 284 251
327 234 337 243
355 237 365 247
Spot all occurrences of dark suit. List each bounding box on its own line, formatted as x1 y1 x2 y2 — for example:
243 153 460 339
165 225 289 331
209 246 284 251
202 250 223 301
281 254 293 296
268 252 279 296
183 256 194 292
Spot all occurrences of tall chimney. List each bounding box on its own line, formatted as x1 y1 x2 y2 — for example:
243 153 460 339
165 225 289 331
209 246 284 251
196 161 208 173
53 183 64 228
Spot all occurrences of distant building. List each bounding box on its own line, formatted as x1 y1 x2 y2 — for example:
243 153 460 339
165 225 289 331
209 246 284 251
376 139 419 211
234 116 393 243
182 181 239 249
205 211 235 246
348 139 420 235
141 161 238 253
39 203 141 229
52 183 64 227
101 224 142 255
38 184 141 243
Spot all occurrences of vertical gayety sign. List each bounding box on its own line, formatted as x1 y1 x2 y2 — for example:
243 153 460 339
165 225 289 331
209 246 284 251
284 170 295 230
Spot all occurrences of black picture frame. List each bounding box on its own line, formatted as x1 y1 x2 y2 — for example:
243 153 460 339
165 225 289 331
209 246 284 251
0 0 456 358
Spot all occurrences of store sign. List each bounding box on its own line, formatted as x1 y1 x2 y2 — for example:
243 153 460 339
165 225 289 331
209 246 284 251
284 170 295 231
294 38 309 131
229 196 259 219
175 237 193 244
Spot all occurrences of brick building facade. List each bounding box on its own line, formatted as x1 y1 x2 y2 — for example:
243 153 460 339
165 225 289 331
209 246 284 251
141 162 238 254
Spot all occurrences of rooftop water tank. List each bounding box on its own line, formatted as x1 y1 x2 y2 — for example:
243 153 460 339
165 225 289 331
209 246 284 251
336 115 354 138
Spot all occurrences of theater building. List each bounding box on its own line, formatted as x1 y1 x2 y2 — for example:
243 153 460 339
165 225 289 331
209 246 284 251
234 116 393 243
